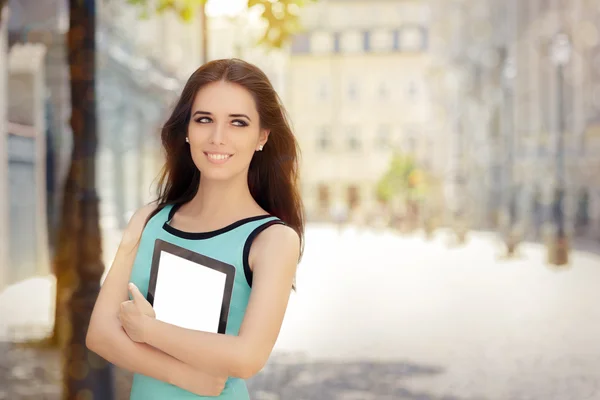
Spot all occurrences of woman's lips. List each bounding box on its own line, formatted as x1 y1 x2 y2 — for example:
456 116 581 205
204 152 233 165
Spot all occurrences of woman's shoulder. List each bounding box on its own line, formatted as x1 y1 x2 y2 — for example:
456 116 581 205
121 203 161 246
252 222 300 257
132 202 162 226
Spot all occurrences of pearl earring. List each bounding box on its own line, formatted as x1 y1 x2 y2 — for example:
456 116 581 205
258 145 263 151
185 137 189 143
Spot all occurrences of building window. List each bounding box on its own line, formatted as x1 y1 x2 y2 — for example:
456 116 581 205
405 136 416 153
539 58 551 141
426 139 434 164
393 29 400 51
340 31 363 53
378 82 389 101
575 188 590 232
347 126 361 150
333 32 341 53
592 83 600 111
407 81 418 99
317 126 332 150
347 81 358 101
311 31 334 54
491 165 502 186
399 25 427 52
317 80 329 101
376 125 391 149
347 185 360 210
371 29 394 52
318 184 330 210
420 156 431 170
490 108 501 138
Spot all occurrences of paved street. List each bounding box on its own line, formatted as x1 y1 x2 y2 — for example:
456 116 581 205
1 224 600 399
272 225 600 400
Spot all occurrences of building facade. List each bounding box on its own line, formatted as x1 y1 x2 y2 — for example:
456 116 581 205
2 0 56 290
512 0 598 240
98 1 206 83
289 0 448 224
96 2 187 230
0 3 9 289
431 0 600 241
7 0 70 248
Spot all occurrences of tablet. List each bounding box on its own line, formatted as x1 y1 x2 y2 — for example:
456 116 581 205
147 239 236 334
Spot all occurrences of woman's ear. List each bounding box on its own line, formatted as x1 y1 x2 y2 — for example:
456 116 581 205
259 129 270 147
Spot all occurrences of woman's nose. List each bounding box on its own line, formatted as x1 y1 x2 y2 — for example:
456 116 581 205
209 122 226 144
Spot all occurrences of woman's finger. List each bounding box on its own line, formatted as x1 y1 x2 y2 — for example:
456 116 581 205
128 283 146 304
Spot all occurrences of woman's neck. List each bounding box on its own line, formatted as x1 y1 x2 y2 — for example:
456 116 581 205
185 176 262 221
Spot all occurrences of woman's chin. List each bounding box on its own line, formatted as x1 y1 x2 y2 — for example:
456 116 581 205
198 167 236 182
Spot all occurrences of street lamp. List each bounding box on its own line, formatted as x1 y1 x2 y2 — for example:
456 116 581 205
547 32 571 266
502 55 519 256
451 71 468 245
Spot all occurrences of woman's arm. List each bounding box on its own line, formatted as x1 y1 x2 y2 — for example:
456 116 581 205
86 205 227 396
135 223 300 379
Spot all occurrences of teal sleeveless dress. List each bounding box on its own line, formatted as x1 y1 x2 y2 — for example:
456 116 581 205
128 203 284 400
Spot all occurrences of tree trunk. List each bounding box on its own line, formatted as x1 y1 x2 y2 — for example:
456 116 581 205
51 0 115 398
0 0 7 19
200 2 208 63
0 1 6 18
136 112 146 209
113 145 127 230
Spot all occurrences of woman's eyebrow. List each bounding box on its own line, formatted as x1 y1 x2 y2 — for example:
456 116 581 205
193 110 251 121
229 113 251 121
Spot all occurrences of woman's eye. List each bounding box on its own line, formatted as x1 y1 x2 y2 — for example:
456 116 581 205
196 117 211 123
232 120 248 127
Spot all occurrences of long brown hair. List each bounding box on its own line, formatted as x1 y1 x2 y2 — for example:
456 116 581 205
146 58 305 260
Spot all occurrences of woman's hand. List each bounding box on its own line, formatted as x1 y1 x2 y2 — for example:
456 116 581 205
186 373 227 397
119 283 155 343
170 365 228 397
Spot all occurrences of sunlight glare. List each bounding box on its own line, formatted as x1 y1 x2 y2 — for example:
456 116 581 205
206 0 248 17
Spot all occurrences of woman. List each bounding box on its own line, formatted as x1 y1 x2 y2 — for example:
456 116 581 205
86 58 304 399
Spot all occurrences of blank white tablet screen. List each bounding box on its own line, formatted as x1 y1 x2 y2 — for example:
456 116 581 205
153 251 227 333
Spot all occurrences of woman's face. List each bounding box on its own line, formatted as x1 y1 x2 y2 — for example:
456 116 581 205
187 80 269 181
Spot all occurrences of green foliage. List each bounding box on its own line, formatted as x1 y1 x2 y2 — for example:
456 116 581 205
126 0 318 48
248 0 318 49
376 152 427 203
126 0 206 22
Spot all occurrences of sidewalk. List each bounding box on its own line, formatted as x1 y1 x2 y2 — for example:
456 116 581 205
2 224 600 399
0 219 123 343
0 342 467 400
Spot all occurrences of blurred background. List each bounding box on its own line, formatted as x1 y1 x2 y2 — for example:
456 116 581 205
1 0 600 399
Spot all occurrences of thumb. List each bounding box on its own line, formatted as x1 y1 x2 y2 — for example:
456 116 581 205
128 283 143 302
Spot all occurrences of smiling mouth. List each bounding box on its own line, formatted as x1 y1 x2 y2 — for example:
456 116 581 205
204 152 233 164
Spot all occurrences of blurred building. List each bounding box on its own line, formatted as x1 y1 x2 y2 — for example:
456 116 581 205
98 2 206 83
0 0 200 290
1 0 57 290
581 4 600 240
445 0 600 241
7 0 69 247
94 2 194 230
532 0 600 241
427 0 488 228
288 0 447 223
0 2 9 289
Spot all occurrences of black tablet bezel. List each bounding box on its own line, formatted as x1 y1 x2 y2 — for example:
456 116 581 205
147 239 236 334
